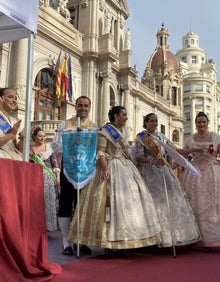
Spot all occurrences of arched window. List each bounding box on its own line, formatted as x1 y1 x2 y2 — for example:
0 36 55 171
172 129 179 142
171 87 177 105
34 68 61 121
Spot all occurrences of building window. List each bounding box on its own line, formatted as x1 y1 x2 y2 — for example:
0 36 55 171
181 56 187 63
191 39 194 44
191 56 197 64
183 98 191 106
183 85 191 93
195 98 203 106
161 124 165 135
156 85 163 97
172 130 179 142
34 68 61 121
171 87 177 105
36 68 54 91
69 5 79 29
185 113 191 121
206 85 211 93
195 84 203 92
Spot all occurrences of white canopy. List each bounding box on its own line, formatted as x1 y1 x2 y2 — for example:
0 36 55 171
0 0 39 161
0 0 38 43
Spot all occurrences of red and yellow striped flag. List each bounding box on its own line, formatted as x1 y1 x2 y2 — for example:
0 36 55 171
60 53 69 100
55 52 71 100
55 51 62 98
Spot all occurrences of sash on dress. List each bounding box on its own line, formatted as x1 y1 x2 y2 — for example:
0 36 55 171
138 131 160 157
0 114 11 133
138 131 201 176
103 124 127 154
32 154 56 181
103 124 122 142
62 130 98 189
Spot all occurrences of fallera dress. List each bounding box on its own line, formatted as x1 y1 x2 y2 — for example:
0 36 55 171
31 143 60 231
179 132 220 247
69 124 161 250
0 110 23 161
136 131 201 247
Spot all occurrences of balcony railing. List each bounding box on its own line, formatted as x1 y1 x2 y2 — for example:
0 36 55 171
31 120 62 142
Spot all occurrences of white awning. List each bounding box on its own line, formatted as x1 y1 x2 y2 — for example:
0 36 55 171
0 0 39 161
0 0 38 43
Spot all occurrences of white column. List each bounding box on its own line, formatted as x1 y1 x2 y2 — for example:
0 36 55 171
123 88 130 116
10 38 29 122
191 98 196 133
101 76 110 126
11 39 28 92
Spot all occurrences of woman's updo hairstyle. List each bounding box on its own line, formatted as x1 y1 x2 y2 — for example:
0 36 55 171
195 111 209 123
31 127 43 141
143 113 155 129
0 87 12 97
108 106 125 122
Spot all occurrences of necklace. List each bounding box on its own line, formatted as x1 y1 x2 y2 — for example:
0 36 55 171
197 131 209 138
33 144 46 155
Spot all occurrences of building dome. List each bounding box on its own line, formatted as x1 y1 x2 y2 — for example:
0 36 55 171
142 25 180 80
150 48 179 74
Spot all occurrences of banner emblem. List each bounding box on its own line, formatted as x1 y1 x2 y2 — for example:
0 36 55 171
62 131 98 189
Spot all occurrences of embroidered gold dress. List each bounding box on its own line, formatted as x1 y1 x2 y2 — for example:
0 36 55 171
136 131 201 247
69 125 161 249
0 110 23 161
180 132 220 247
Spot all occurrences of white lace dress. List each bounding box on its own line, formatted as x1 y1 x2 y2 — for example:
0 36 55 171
136 132 201 247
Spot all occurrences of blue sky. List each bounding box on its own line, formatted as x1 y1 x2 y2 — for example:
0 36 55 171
126 0 220 80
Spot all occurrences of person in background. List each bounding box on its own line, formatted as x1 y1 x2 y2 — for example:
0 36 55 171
180 111 220 249
136 113 201 249
52 96 94 256
30 127 60 232
0 88 24 160
69 106 161 256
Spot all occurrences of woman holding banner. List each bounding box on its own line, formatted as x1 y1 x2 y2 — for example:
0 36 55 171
0 88 24 160
31 127 60 232
136 113 201 250
69 106 161 255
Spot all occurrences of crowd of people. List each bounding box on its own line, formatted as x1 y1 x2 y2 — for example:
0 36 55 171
1 87 220 257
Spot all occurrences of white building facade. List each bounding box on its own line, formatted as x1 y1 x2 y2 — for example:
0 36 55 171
176 31 220 138
0 1 218 146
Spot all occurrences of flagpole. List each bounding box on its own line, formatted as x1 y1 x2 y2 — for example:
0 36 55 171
76 187 80 259
76 122 81 260
23 33 34 161
162 169 176 258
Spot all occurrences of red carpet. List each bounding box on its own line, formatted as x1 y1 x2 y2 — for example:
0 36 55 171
51 247 220 282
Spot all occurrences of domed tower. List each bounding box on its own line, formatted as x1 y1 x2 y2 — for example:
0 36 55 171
175 31 219 137
142 24 182 109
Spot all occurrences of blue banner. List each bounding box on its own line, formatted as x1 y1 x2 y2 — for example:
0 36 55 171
62 131 98 189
